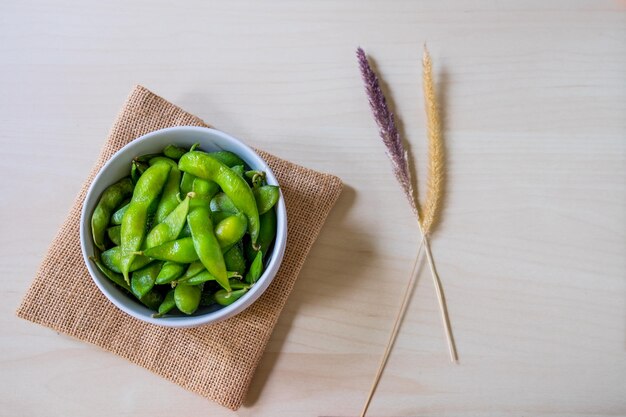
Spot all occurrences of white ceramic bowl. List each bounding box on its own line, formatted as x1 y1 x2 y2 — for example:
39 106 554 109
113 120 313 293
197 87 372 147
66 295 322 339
80 126 287 328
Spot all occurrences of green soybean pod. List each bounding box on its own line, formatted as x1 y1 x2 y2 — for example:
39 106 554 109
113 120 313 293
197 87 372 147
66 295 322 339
187 207 230 291
142 237 199 263
153 289 176 318
245 251 264 285
111 202 130 225
174 284 202 315
181 261 205 280
120 163 171 283
210 192 239 214
253 185 280 215
155 261 186 285
145 193 192 249
101 246 151 273
208 150 245 167
89 256 132 293
214 213 247 249
245 208 277 261
224 244 246 276
179 152 260 247
106 225 121 247
180 172 195 196
214 288 248 306
230 165 245 177
154 166 182 224
189 177 219 210
91 177 134 251
163 144 187 160
131 262 163 299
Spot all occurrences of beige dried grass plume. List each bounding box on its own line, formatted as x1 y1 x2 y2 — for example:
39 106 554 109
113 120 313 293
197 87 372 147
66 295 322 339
421 46 444 236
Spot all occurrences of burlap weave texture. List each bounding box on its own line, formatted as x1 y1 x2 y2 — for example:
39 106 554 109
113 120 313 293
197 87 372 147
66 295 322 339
16 85 342 410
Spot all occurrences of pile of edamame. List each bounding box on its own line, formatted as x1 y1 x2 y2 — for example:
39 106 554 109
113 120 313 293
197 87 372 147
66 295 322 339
90 144 279 317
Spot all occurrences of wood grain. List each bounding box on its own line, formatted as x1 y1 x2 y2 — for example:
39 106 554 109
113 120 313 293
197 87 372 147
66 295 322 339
1 0 625 415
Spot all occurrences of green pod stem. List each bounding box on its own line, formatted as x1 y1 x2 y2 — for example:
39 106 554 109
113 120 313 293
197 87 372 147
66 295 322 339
253 185 280 215
107 225 122 247
142 237 199 263
245 170 266 188
245 208 277 261
187 206 230 291
163 145 187 160
224 244 246 276
120 163 172 283
214 288 248 306
145 192 193 249
174 284 202 315
214 213 247 249
210 192 239 214
155 261 186 285
153 289 176 318
179 151 260 247
111 202 130 225
91 177 134 251
154 166 182 224
90 256 131 293
101 246 151 273
131 262 163 299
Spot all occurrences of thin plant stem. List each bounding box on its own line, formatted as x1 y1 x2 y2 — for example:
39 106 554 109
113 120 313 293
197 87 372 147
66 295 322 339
422 234 458 363
360 239 425 417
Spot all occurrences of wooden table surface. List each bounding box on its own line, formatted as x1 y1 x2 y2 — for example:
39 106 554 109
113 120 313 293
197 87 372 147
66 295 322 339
2 1 625 416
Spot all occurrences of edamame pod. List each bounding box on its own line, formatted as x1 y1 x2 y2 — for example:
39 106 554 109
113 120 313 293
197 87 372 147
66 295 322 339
111 202 130 225
214 213 247 249
142 237 199 263
174 284 202 315
101 246 151 273
179 152 260 246
91 177 134 251
107 225 121 246
154 166 182 224
187 206 230 291
155 261 186 285
215 288 248 306
163 144 187 160
153 289 176 318
253 185 280 215
90 256 131 293
145 193 193 248
131 262 163 299
120 163 171 283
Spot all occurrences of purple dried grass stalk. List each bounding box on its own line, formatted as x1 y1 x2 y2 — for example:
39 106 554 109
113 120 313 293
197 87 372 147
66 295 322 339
356 47 419 217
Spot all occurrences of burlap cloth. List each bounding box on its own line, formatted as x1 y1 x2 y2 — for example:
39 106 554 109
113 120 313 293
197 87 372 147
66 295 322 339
16 85 342 410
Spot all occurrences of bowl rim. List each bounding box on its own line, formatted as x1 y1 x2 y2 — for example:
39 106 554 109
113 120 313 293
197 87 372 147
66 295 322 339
79 126 287 328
